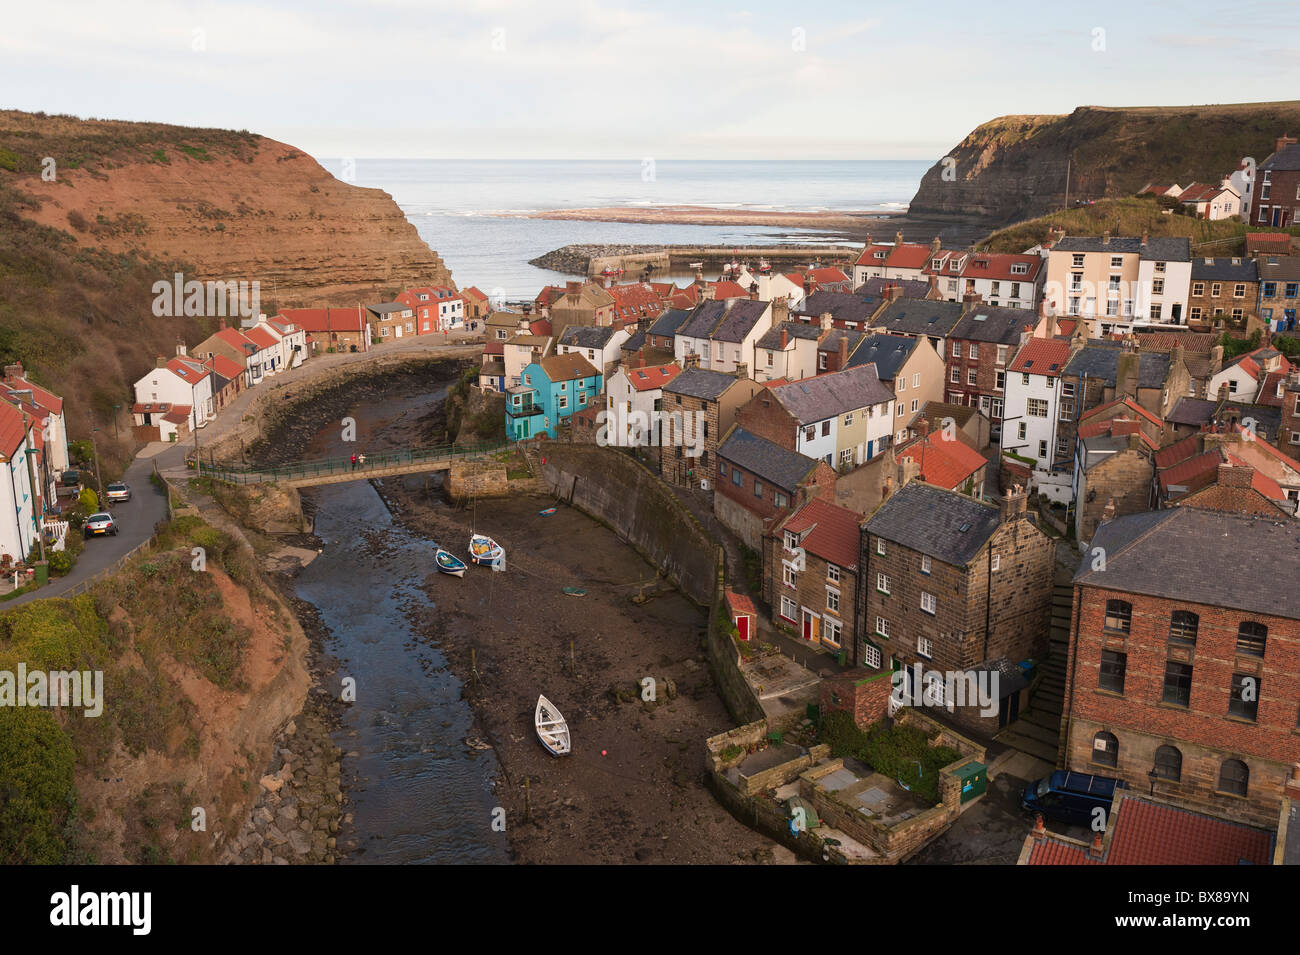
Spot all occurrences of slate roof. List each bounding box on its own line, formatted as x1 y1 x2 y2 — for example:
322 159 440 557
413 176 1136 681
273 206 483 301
817 328 869 355
845 334 918 380
858 277 931 300
794 291 879 325
1166 396 1218 427
1191 257 1259 282
718 428 820 493
1262 143 1300 172
770 365 894 423
1063 343 1170 389
950 306 1034 345
1053 236 1191 262
677 299 768 343
1075 506 1300 619
1026 796 1274 866
621 329 646 351
662 367 739 400
864 482 1002 567
367 302 411 316
756 321 822 350
648 307 692 339
1258 255 1300 282
559 325 617 349
870 299 965 338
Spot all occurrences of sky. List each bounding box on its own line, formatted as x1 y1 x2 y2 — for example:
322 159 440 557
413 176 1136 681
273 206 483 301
3 0 1299 161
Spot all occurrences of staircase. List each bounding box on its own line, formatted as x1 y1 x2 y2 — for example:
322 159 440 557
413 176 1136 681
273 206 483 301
994 576 1072 764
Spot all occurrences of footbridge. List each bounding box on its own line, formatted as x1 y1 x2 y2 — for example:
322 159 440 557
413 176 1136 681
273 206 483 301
202 441 509 488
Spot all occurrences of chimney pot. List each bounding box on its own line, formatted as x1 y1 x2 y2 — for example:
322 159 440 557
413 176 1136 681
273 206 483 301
1089 831 1104 858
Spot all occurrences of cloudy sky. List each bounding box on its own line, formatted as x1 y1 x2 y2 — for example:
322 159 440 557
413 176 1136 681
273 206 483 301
4 0 1298 160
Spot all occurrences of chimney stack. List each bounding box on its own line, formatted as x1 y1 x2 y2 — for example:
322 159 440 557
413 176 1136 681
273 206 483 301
820 312 833 332
930 237 941 255
889 283 905 302
3 362 23 380
735 362 749 380
1089 831 1105 859
566 280 581 294
1102 230 1111 245
998 484 1028 520
156 354 167 369
1140 230 1150 247
1276 134 1297 154
1039 298 1058 339
1286 762 1300 799
176 340 187 357
1218 461 1255 488
838 334 849 369
779 326 789 350
894 230 904 248
1032 815 1046 841
699 284 713 302
685 353 700 370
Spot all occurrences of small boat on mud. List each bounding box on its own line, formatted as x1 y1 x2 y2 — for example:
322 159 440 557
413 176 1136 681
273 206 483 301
538 507 557 516
435 547 466 577
468 533 505 567
535 695 571 757
561 586 586 597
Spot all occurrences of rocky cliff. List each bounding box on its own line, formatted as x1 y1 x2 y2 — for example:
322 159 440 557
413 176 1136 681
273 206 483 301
0 110 452 305
0 110 452 445
909 102 1300 227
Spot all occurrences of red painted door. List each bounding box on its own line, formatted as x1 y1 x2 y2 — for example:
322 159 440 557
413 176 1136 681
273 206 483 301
802 611 812 641
736 615 749 642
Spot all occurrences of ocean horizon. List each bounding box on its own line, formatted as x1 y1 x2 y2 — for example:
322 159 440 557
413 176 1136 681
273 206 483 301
321 158 929 298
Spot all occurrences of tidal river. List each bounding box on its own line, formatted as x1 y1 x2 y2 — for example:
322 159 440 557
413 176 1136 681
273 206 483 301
292 385 510 864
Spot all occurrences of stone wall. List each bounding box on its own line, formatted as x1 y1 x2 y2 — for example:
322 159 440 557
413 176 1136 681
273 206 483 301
445 463 509 503
820 668 893 728
539 443 717 606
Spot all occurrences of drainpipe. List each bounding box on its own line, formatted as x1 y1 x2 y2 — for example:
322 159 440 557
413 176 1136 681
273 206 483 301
983 536 993 661
1061 583 1084 769
8 456 22 560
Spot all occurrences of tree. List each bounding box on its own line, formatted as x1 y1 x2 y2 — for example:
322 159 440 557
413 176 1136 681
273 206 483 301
0 707 77 864
78 487 98 512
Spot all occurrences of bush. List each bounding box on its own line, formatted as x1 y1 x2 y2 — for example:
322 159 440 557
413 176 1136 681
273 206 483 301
47 550 74 576
0 707 77 863
77 488 98 511
66 210 88 232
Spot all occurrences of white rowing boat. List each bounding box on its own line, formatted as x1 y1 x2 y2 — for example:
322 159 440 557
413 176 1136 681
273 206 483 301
535 694 571 757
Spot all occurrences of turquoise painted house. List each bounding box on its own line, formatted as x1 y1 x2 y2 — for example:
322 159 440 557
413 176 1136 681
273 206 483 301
506 353 602 441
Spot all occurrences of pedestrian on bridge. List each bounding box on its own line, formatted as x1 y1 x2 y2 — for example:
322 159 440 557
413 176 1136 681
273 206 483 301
350 453 358 469
358 453 367 467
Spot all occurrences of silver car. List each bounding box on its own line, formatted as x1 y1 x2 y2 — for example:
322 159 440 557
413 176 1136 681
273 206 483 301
83 512 118 538
106 482 131 503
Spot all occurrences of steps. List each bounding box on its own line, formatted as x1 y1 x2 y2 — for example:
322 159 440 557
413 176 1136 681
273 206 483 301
994 578 1073 764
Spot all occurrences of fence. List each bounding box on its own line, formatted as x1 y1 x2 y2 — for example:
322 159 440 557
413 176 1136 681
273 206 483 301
202 440 508 485
61 528 166 598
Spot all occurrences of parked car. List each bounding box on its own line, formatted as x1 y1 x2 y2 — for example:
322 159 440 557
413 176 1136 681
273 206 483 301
1022 770 1127 827
105 482 131 503
83 512 118 538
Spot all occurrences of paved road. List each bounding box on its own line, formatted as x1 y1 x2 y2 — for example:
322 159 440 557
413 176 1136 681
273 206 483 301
8 334 482 606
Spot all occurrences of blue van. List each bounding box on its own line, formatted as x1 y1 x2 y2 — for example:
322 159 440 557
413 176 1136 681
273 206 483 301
1022 771 1127 827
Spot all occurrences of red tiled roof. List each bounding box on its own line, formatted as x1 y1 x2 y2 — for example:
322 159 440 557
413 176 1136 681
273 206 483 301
278 307 367 333
884 243 932 271
897 435 987 491
725 590 757 617
625 364 681 392
1178 183 1218 203
1224 453 1287 499
1056 318 1078 337
853 243 893 267
1133 331 1217 353
808 267 849 284
161 408 192 425
483 341 505 356
462 286 489 303
781 498 862 571
211 327 258 354
1246 232 1291 252
0 399 28 458
244 326 279 349
709 281 749 300
1158 449 1222 493
956 252 1043 282
166 357 210 384
1009 338 1071 376
1 368 64 414
529 319 552 337
1080 396 1163 428
210 354 245 380
1027 797 1273 865
1154 433 1202 469
607 283 661 311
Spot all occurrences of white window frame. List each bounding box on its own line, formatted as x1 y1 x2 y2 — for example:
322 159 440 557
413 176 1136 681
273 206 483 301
917 635 932 658
920 591 936 615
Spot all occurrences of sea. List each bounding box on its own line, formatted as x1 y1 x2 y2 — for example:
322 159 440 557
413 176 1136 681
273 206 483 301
315 159 929 300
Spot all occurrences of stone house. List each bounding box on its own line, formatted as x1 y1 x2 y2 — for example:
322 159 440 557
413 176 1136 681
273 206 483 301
1258 254 1300 331
277 307 371 353
556 324 631 380
859 482 1055 737
868 298 966 359
714 426 836 550
1072 430 1157 543
943 303 1035 424
657 364 762 487
903 401 991 450
753 322 823 382
768 498 863 657
366 302 417 341
1064 507 1300 827
1187 258 1259 329
548 281 617 329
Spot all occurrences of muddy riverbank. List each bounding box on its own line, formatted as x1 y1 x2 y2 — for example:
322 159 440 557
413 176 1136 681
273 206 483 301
239 359 780 863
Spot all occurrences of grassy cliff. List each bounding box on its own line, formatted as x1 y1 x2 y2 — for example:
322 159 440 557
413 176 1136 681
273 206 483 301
910 102 1300 226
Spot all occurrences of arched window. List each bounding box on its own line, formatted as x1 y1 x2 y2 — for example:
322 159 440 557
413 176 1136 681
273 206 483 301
1105 600 1132 634
1169 611 1199 646
1092 731 1118 768
1153 745 1182 781
1218 759 1249 796
1236 621 1267 657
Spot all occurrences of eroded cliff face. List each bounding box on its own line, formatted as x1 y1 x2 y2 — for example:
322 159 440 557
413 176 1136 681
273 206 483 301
909 102 1300 228
1 110 452 306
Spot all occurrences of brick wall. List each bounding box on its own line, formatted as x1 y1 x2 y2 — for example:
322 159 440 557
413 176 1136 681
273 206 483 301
767 534 859 652
658 393 719 486
819 668 891 727
734 389 797 451
1062 583 1300 826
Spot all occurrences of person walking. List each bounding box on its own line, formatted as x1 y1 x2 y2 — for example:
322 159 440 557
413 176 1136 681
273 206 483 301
358 452 367 468
350 453 358 470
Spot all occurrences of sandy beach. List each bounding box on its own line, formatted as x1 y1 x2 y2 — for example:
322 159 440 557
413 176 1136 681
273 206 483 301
505 204 902 231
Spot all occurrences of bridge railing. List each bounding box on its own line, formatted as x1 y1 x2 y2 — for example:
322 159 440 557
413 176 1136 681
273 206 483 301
203 440 510 485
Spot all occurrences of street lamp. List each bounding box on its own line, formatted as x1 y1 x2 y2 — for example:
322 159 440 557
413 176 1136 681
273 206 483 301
90 428 105 506
1147 767 1160 796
